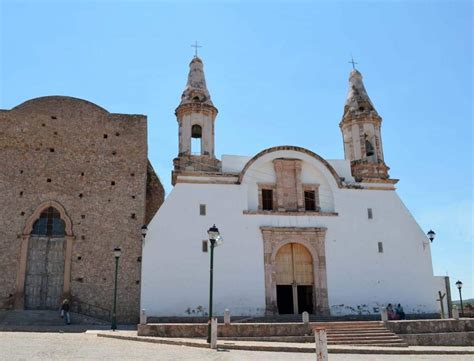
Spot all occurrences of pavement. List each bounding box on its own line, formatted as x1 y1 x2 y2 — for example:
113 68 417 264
0 331 472 361
94 330 474 355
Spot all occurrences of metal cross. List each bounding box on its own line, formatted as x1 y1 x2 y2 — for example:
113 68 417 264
191 41 202 57
348 55 358 70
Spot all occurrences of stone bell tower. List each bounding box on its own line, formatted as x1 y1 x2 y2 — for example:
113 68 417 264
340 69 390 181
173 56 220 183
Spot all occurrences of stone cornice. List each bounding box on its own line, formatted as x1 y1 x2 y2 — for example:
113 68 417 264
260 226 328 233
245 210 338 216
339 113 382 129
175 102 218 118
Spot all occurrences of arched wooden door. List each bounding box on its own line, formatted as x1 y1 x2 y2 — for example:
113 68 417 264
275 243 314 314
24 207 66 309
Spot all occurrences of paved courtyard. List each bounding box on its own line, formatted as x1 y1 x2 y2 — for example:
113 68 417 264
0 332 470 361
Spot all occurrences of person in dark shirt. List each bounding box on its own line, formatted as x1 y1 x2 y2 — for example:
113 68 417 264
61 299 71 325
396 304 406 320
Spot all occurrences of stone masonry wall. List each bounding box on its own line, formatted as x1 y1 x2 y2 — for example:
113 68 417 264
0 96 162 323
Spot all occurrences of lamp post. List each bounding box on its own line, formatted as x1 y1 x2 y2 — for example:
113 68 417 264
111 247 122 331
427 230 436 243
141 225 148 242
455 280 464 317
207 224 220 343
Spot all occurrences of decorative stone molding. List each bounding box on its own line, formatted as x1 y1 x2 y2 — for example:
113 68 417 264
273 158 302 211
238 146 343 188
175 102 217 118
351 159 390 181
260 227 330 316
257 183 277 211
302 183 321 211
244 210 338 216
22 200 73 237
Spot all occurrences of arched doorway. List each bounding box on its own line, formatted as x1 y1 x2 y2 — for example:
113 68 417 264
275 243 314 314
24 207 66 309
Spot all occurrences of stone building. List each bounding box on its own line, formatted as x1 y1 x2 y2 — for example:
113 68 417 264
0 96 164 322
141 56 448 317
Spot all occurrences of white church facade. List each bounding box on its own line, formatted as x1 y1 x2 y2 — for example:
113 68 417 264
141 56 444 317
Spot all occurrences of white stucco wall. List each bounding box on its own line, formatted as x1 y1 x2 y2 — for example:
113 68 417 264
221 154 251 173
141 150 440 317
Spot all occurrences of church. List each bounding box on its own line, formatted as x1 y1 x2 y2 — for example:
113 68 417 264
0 97 164 322
141 55 447 318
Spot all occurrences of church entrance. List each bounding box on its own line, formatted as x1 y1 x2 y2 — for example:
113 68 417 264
24 207 66 310
275 243 314 314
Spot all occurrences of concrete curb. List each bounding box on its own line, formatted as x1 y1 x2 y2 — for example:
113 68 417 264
96 333 474 355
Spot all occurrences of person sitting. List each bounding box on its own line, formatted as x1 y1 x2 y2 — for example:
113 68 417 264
387 303 396 320
396 303 406 320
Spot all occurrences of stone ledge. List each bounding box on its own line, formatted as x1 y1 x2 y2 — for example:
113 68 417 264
97 332 474 354
244 211 338 216
399 332 474 346
385 319 474 334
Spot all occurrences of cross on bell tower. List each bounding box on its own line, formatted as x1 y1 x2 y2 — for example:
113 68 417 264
348 55 358 70
191 41 202 58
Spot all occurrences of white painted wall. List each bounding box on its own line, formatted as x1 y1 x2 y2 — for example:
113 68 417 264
141 150 440 317
434 276 450 318
221 155 251 173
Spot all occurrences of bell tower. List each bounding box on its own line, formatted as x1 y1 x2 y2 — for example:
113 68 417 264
340 69 390 181
173 56 220 182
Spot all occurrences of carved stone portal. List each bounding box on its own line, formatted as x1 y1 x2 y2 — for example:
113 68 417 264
261 227 329 316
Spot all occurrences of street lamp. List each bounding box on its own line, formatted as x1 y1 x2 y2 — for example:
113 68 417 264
141 225 148 242
427 230 436 243
111 247 122 331
207 224 221 343
455 280 464 317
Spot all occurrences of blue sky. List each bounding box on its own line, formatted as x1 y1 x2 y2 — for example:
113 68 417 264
1 1 472 299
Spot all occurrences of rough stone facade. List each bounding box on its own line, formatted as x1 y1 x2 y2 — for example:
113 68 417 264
0 96 164 323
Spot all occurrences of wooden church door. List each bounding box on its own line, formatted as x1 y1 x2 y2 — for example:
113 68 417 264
24 207 66 310
275 243 314 314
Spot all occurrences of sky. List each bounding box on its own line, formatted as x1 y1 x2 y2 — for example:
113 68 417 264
1 0 472 299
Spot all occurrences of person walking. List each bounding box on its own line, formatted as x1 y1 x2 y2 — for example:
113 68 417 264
61 299 71 325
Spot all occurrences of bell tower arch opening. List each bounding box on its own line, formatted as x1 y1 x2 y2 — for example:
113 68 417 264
191 124 202 155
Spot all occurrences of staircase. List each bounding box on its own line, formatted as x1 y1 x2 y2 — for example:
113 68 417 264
220 321 408 347
316 321 408 347
0 310 108 327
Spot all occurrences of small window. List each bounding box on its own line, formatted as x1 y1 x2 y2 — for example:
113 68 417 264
368 208 373 219
202 240 208 253
199 204 206 216
378 242 383 253
262 189 273 211
304 191 316 211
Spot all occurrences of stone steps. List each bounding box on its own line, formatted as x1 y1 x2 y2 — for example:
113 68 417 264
0 310 108 326
312 321 408 347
